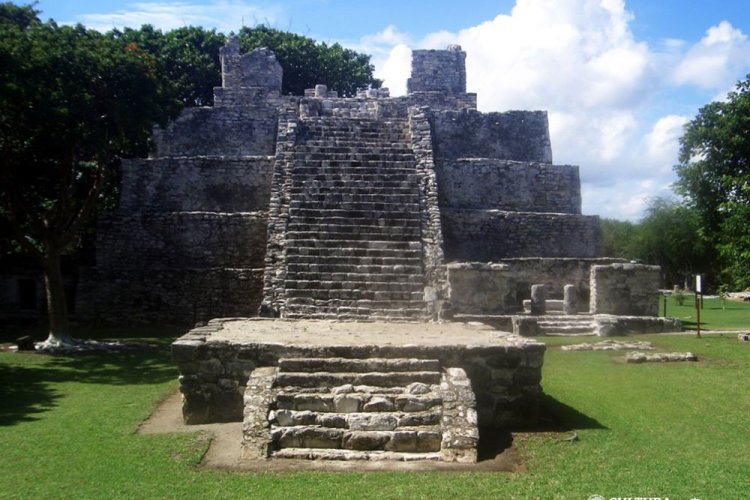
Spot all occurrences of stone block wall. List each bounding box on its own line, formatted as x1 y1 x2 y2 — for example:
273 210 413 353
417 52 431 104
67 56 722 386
441 210 603 260
431 110 553 163
220 37 282 91
152 105 279 157
76 268 263 325
172 320 545 429
435 159 581 213
95 213 268 270
118 157 274 214
446 263 516 314
590 263 661 316
408 46 467 94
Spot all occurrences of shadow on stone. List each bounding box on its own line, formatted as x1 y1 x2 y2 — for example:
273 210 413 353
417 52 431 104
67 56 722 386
476 427 514 462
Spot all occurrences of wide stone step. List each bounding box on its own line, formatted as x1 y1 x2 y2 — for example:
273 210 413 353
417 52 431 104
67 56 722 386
272 427 442 452
285 289 424 301
295 145 413 155
300 139 411 148
287 263 423 275
289 186 419 196
276 371 442 389
288 180 419 189
283 309 428 321
289 201 421 213
279 357 441 373
286 239 421 251
290 208 422 220
285 254 422 267
291 172 417 183
271 409 441 428
286 229 420 241
271 448 441 461
288 216 420 227
285 273 423 285
285 281 422 293
293 152 415 162
291 193 420 204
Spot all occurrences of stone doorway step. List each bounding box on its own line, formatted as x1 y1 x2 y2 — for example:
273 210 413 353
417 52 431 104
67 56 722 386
242 357 478 462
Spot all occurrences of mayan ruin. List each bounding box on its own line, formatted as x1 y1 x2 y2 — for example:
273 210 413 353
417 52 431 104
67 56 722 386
76 38 679 463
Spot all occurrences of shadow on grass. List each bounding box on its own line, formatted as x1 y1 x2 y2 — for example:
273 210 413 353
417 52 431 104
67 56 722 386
0 342 177 426
533 393 608 432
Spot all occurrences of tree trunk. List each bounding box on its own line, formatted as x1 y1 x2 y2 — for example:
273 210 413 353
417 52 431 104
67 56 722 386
41 252 75 347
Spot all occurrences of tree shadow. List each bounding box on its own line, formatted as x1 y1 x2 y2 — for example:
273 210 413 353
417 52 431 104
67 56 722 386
0 364 61 426
0 342 178 426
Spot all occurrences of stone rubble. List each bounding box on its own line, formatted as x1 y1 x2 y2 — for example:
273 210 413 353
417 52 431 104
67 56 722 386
561 340 655 351
626 352 698 363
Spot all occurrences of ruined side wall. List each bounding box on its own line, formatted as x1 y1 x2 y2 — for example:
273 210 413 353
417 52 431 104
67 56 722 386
435 159 581 213
408 47 466 94
431 110 553 163
76 268 263 325
152 105 278 157
590 264 661 316
95 213 267 270
119 157 274 214
442 210 603 261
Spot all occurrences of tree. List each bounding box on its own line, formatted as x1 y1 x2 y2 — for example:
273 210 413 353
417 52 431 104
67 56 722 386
675 74 750 288
0 8 181 346
239 25 381 96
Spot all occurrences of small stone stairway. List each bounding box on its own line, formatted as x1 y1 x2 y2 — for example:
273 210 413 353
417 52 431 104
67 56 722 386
282 116 428 320
537 316 598 336
242 357 478 462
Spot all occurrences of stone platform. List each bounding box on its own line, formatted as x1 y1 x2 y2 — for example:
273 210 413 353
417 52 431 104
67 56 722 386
172 318 545 435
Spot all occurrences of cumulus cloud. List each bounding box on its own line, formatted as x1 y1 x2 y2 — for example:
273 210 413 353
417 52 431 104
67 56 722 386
673 21 750 89
358 0 750 220
73 1 281 33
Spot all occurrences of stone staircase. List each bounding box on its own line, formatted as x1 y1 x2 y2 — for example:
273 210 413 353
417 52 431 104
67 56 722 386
242 357 478 462
282 116 428 320
536 316 598 336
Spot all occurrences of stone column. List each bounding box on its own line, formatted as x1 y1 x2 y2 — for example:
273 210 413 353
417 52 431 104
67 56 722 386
563 284 578 315
530 284 546 315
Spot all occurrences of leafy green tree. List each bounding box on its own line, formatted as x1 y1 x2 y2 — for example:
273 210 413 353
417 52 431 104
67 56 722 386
239 25 381 96
600 217 639 259
675 74 750 289
0 7 181 345
113 25 224 106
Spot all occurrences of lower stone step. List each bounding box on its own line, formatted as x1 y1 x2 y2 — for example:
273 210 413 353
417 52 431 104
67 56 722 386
278 357 441 373
271 448 442 462
275 371 442 388
272 427 442 452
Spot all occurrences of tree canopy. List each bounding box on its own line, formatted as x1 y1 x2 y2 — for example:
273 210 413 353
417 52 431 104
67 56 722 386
675 74 750 288
0 4 181 344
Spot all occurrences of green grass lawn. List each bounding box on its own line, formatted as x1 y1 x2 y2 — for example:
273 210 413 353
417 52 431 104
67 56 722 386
1 328 749 499
660 294 750 331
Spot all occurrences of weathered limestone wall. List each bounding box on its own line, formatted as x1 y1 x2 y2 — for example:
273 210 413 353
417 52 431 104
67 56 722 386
220 38 283 91
446 258 625 315
442 210 603 260
435 159 581 214
151 105 279 157
76 268 263 324
446 263 516 314
408 46 467 94
173 320 545 429
590 263 661 316
118 157 274 213
431 110 553 163
95 213 267 270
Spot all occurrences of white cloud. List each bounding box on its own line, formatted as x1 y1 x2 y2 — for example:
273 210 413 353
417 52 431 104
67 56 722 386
74 1 281 33
360 1 750 220
673 21 750 89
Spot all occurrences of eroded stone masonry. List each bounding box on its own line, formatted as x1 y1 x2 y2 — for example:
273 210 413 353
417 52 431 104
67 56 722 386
80 39 680 463
76 40 611 324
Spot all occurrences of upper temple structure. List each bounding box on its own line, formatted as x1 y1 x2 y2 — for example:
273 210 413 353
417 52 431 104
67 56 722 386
76 37 675 334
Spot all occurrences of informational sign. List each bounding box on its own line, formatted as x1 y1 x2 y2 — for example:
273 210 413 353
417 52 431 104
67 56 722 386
696 274 702 293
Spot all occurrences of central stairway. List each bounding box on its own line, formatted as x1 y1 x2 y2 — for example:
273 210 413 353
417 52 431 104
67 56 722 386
281 116 429 320
242 356 478 462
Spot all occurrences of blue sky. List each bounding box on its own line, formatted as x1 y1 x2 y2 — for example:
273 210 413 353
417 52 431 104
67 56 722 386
31 0 750 220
